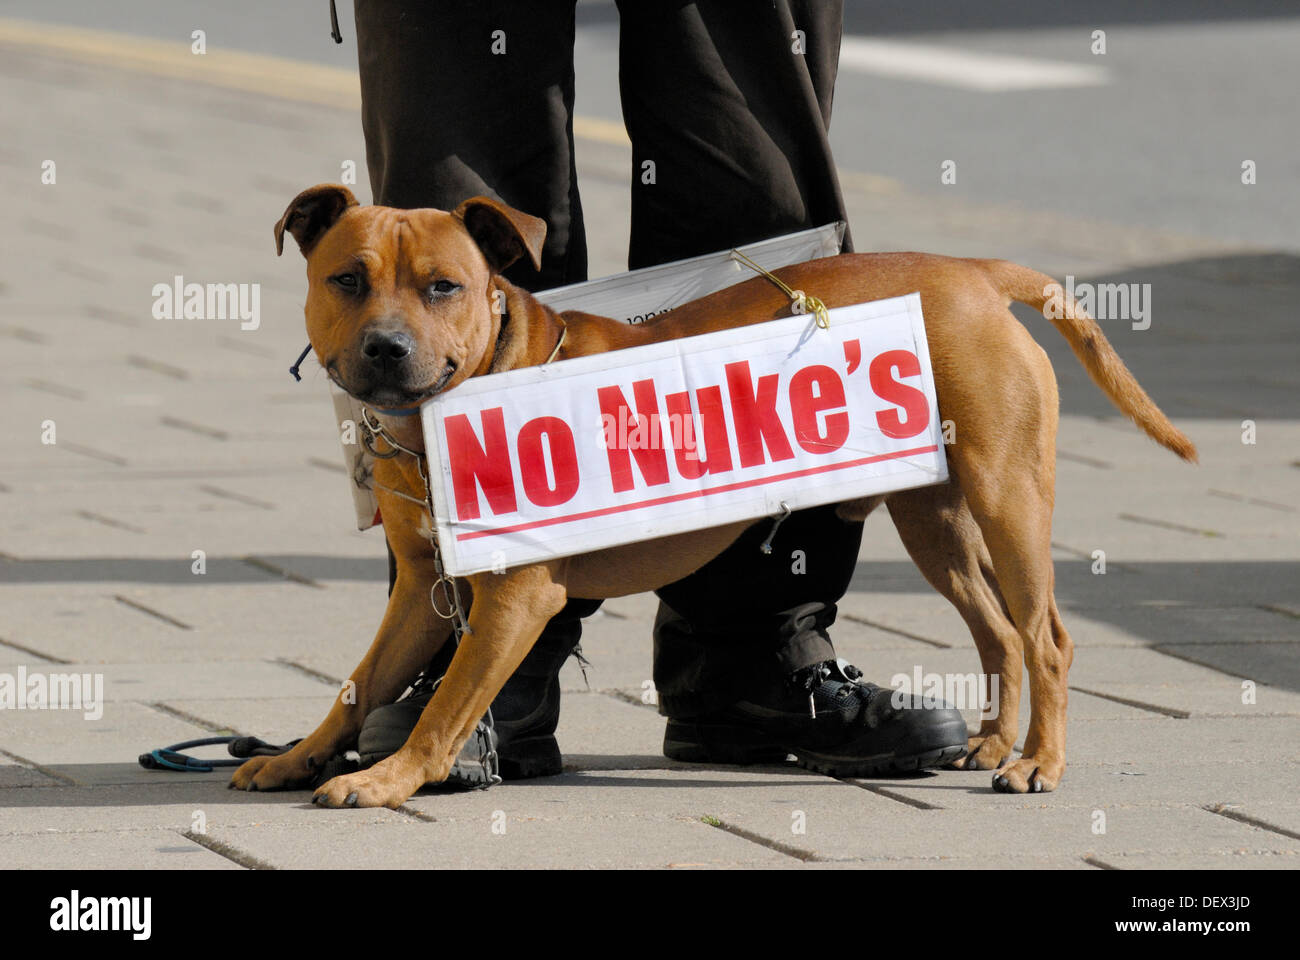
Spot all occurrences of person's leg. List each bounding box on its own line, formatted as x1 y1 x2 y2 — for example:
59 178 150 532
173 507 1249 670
616 0 855 695
355 0 587 289
355 0 594 778
615 0 851 267
616 1 965 771
652 504 860 716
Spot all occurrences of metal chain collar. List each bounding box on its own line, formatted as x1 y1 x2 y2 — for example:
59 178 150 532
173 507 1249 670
357 406 500 787
358 407 471 638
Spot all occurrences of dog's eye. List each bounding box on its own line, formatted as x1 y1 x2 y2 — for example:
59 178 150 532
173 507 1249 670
332 273 361 291
430 279 460 296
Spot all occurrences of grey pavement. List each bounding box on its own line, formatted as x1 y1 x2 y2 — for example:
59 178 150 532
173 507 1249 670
0 9 1297 869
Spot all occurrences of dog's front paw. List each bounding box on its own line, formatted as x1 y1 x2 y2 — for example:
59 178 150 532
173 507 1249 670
991 754 1064 794
949 733 1013 771
230 746 320 792
311 755 425 809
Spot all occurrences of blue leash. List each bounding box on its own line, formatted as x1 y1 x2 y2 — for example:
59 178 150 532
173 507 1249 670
139 736 300 773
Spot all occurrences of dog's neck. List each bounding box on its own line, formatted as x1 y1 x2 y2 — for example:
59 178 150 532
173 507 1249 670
478 277 569 375
366 406 426 453
365 278 568 455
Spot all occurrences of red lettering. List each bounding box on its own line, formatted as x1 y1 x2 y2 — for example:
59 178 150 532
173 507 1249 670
516 416 580 507
664 387 733 479
869 350 930 439
597 379 670 493
725 360 794 467
842 338 861 375
789 364 849 454
444 408 517 521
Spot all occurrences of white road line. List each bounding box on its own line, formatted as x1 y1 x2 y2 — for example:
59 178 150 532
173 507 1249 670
839 36 1110 92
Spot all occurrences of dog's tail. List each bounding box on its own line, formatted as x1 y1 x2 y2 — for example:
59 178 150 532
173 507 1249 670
978 259 1198 463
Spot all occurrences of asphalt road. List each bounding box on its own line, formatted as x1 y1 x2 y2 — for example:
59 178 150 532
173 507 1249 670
4 0 1297 250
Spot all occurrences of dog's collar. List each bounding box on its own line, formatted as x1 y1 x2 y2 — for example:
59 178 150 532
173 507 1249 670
545 322 567 364
359 406 424 461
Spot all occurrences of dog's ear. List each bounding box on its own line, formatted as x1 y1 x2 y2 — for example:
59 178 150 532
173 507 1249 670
453 196 547 274
275 184 359 257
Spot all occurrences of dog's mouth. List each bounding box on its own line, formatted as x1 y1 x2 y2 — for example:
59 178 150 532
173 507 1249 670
329 360 458 410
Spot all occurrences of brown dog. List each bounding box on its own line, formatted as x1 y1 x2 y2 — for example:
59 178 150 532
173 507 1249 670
231 184 1195 808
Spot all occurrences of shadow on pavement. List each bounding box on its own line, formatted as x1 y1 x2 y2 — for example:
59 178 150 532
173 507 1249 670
1016 253 1299 422
0 764 856 808
847 558 1299 691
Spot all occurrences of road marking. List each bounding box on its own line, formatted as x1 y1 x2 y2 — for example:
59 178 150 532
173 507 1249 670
573 115 630 146
0 17 637 143
0 17 360 106
0 17 904 192
838 169 902 195
838 36 1109 92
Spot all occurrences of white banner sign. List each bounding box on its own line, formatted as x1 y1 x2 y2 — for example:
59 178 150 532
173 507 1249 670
333 224 845 531
422 293 947 576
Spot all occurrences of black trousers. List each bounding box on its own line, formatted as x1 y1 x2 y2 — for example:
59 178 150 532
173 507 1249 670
357 0 865 714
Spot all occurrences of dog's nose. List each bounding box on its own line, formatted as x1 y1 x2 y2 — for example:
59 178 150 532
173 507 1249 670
361 329 414 363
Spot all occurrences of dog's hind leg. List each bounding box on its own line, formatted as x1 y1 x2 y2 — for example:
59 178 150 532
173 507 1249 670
886 480 1023 771
1020 594 1073 763
952 434 1072 792
959 475 1071 792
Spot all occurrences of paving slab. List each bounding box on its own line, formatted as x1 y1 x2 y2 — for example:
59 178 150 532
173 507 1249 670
858 760 1300 810
1085 850 1295 869
0 781 407 834
1061 715 1300 766
1068 680 1300 719
1 831 243 870
3 702 214 785
207 815 791 870
158 695 338 744
0 754 62 789
0 659 334 704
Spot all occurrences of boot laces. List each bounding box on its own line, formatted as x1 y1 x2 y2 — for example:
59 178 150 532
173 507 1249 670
788 659 868 718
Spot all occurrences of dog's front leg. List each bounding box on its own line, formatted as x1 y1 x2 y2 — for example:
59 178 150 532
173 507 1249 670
230 556 454 792
311 562 568 808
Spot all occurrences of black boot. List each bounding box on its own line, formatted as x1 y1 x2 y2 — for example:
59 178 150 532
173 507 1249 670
356 598 599 780
659 602 969 776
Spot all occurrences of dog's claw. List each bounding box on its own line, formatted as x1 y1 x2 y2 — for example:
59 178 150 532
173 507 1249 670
990 756 1062 794
345 792 358 807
